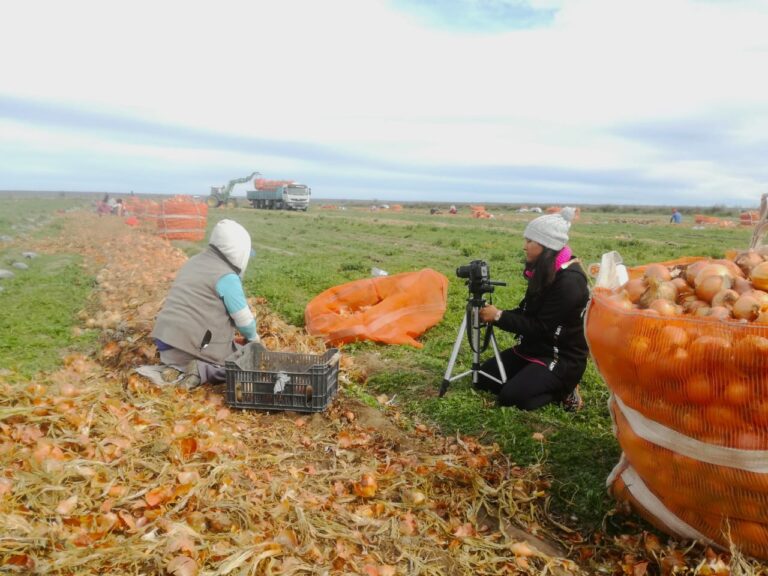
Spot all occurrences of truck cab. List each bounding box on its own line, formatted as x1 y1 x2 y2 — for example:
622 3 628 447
283 184 311 211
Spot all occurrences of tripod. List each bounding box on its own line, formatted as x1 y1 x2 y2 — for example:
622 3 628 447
439 294 508 397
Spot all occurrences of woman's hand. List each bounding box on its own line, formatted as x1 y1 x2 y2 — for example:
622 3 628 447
479 305 500 324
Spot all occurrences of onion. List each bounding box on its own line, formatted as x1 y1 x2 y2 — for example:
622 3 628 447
693 305 712 317
658 325 689 350
671 277 694 300
732 294 761 321
750 261 768 291
649 299 677 316
639 277 678 308
708 306 732 321
644 263 672 282
605 292 634 312
756 311 768 324
622 278 647 304
688 335 732 364
684 259 711 287
743 290 768 309
711 289 739 309
712 258 744 278
735 250 764 276
694 263 734 288
683 298 708 314
733 335 768 369
695 274 732 303
733 277 753 295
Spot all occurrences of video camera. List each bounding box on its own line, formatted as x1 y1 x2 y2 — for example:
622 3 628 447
456 260 505 298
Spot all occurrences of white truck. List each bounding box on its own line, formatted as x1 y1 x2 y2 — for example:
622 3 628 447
247 178 311 211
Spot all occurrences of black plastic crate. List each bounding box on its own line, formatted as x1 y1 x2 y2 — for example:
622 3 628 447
225 344 340 413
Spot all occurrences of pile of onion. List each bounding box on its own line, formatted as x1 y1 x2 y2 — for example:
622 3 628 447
612 252 768 323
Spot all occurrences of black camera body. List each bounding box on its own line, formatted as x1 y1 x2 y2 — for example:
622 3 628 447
456 259 502 298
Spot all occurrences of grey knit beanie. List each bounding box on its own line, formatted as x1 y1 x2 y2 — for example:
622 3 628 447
523 207 576 251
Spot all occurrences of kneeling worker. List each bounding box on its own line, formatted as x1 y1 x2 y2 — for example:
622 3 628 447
477 207 589 411
152 219 261 389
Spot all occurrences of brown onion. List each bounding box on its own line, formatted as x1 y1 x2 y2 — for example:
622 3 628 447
644 263 672 282
684 299 709 314
750 261 768 291
733 277 753 295
743 290 768 309
693 305 712 317
708 306 732 321
711 289 739 309
639 277 678 308
732 294 761 321
658 325 689 350
649 299 677 316
694 263 734 288
622 278 647 304
684 260 711 287
695 274 732 303
712 258 744 278
606 292 634 312
735 250 764 276
688 335 732 364
733 335 768 368
672 277 694 300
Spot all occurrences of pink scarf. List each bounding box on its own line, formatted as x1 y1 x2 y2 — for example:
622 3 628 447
525 246 572 278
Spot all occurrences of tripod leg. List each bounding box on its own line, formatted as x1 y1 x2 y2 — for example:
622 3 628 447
489 331 507 383
439 315 467 397
470 305 482 388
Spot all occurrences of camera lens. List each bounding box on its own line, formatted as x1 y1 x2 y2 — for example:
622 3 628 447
456 265 470 279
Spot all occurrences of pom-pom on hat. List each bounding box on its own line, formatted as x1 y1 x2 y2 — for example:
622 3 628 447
523 207 576 251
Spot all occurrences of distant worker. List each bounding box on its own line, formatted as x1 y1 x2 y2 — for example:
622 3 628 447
449 205 458 215
97 193 112 216
670 208 682 224
152 219 262 389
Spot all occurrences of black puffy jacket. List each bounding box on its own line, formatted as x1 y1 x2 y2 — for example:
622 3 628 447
495 260 590 385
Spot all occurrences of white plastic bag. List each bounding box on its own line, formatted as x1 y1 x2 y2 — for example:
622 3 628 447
594 251 628 290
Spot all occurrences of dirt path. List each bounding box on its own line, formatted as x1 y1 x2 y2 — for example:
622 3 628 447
0 213 588 575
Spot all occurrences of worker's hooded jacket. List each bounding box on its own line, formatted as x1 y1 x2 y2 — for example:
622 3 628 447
494 259 590 386
152 220 251 365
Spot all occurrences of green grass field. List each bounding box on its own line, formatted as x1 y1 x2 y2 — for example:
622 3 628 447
225 204 753 528
0 194 755 533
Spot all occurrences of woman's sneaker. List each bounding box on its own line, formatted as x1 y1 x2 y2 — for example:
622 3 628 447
562 386 584 412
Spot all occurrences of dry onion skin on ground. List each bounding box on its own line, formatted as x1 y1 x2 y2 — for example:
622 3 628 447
0 213 578 575
2 212 764 574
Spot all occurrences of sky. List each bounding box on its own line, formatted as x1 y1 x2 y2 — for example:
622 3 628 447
1 0 767 207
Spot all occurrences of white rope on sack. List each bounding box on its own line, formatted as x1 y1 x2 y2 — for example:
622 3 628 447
612 395 768 473
619 463 714 544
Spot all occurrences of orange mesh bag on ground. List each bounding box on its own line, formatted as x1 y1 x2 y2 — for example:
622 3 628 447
156 196 208 241
305 268 449 348
586 244 768 558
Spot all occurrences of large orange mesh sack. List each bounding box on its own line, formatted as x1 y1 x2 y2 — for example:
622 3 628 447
587 276 768 559
305 268 449 348
156 196 208 241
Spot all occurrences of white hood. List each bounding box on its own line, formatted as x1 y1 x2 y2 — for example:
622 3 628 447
209 219 251 277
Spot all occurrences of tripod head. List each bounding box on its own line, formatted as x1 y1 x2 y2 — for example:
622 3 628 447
456 260 506 306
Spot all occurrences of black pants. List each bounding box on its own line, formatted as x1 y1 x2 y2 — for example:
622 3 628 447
474 348 572 410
